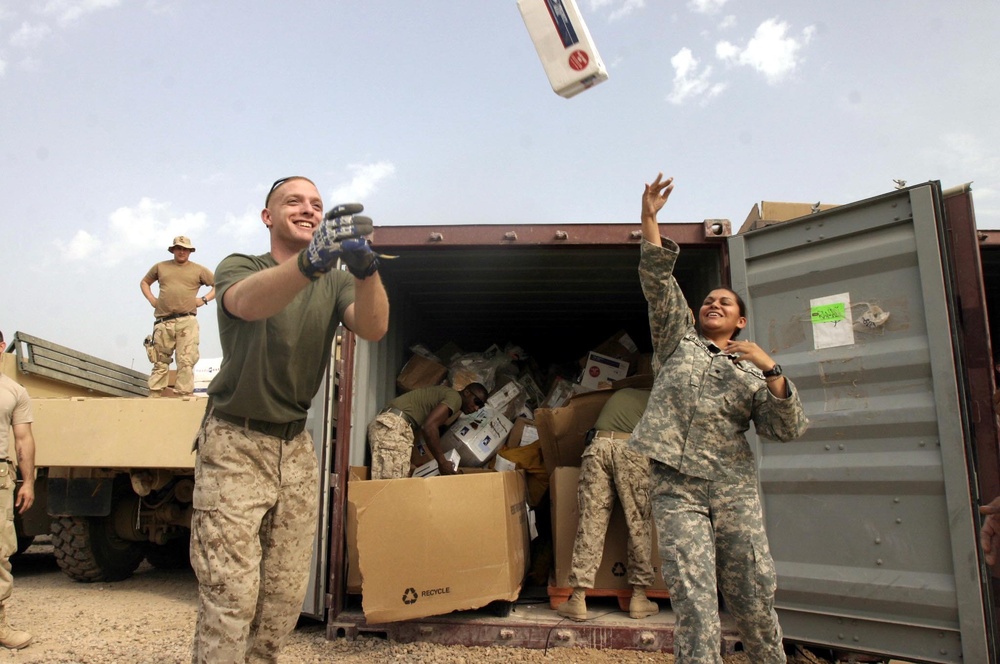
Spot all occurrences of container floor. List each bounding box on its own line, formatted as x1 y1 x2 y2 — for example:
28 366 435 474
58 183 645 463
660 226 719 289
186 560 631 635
328 585 742 655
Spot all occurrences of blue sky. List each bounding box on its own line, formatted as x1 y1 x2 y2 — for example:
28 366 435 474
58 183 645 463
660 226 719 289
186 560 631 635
3 0 999 368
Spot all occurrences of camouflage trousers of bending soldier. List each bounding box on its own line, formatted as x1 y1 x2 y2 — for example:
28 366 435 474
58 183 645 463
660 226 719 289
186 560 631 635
190 417 319 664
568 435 655 589
367 412 415 479
0 462 16 605
650 462 784 664
149 315 200 394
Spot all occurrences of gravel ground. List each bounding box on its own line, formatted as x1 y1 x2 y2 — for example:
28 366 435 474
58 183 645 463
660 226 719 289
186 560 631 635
0 538 896 664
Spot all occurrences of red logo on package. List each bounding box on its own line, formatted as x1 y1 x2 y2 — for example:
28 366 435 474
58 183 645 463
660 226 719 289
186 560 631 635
589 366 601 378
568 50 589 71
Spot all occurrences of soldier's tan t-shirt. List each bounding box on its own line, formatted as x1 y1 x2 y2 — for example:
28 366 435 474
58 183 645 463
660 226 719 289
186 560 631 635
0 373 32 461
144 260 215 319
389 386 463 428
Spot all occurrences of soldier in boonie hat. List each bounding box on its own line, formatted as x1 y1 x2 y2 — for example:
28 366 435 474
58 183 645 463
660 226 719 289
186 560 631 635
141 234 215 397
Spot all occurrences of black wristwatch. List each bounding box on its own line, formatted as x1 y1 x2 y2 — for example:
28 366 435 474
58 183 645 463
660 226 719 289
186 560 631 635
762 364 782 378
201 297 209 305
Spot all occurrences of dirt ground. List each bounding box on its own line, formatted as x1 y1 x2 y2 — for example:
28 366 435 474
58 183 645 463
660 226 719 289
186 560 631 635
1 538 902 664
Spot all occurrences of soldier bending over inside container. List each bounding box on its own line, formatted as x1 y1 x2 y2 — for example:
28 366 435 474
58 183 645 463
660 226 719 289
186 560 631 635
556 386 660 621
629 173 809 664
368 383 488 479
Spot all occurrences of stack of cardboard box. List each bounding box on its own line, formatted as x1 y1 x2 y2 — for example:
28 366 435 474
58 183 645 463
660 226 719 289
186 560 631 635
347 330 661 623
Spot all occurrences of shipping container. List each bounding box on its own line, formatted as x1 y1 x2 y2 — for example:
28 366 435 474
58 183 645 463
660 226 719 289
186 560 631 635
300 181 1000 662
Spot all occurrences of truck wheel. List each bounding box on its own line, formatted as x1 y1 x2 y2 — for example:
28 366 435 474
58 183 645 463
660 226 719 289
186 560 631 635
51 515 145 582
145 534 191 570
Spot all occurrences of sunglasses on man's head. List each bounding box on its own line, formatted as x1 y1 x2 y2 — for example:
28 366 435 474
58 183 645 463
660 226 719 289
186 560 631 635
265 177 294 206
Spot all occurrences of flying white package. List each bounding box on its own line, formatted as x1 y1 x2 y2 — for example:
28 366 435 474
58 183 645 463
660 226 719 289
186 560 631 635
517 0 609 98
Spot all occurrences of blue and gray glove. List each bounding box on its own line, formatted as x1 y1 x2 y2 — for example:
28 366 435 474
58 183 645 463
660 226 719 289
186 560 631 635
340 238 380 279
297 203 373 280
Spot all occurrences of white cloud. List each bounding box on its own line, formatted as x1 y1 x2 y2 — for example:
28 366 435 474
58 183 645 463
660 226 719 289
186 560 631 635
219 207 263 243
39 0 121 25
588 0 645 21
57 229 102 260
687 0 728 15
718 14 736 30
10 22 52 48
716 18 814 84
0 57 7 77
58 197 208 265
329 161 396 205
667 47 727 105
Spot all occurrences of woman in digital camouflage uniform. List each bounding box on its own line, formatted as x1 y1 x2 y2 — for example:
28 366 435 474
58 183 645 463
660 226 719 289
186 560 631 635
629 173 809 664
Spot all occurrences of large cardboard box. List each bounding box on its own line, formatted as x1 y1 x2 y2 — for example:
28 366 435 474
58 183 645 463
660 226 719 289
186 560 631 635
535 389 616 475
534 376 653 476
550 466 667 591
347 471 530 623
345 466 370 594
440 407 513 467
739 200 839 233
396 354 448 393
517 0 608 98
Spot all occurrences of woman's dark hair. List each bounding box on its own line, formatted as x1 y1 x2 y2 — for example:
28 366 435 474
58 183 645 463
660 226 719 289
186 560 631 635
697 287 747 340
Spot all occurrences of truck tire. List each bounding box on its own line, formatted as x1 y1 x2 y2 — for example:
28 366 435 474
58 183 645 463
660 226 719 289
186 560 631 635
51 515 145 582
145 534 191 570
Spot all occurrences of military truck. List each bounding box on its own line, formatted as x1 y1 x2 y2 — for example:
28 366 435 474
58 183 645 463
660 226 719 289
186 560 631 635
3 333 204 580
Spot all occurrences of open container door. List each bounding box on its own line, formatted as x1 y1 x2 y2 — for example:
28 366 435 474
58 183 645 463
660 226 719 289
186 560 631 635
729 182 994 662
300 343 340 619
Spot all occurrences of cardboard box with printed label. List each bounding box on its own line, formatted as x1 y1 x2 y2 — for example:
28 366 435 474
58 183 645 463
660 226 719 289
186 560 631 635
440 407 513 467
550 466 667 591
580 351 629 390
517 0 609 98
347 471 530 623
487 380 525 420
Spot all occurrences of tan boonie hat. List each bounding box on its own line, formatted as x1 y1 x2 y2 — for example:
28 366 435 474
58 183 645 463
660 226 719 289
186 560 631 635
169 236 196 252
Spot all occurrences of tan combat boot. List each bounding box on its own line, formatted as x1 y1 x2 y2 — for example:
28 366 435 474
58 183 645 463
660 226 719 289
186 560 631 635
0 607 32 650
629 587 659 619
556 588 588 621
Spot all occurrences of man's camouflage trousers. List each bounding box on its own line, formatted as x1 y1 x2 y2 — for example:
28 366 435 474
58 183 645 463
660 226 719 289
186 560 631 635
568 435 655 589
190 416 319 663
148 315 200 394
367 412 415 479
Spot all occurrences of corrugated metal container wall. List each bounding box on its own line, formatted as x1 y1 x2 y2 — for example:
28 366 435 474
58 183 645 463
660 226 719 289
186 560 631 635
729 183 991 663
